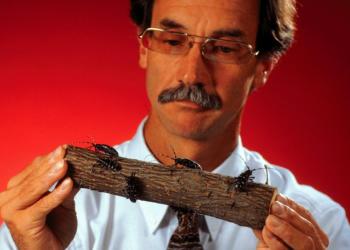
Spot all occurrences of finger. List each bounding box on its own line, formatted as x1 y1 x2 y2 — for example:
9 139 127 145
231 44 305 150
28 177 74 220
6 145 66 189
0 155 63 209
276 194 329 247
0 155 60 208
2 156 47 207
6 156 44 189
60 187 79 210
266 214 317 249
32 145 67 182
271 201 317 235
271 201 325 249
11 159 68 210
253 230 269 249
253 229 264 242
261 226 289 250
0 188 23 209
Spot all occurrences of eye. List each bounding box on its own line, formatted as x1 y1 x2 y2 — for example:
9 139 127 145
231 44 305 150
163 39 183 46
207 39 243 55
158 31 187 47
216 46 237 53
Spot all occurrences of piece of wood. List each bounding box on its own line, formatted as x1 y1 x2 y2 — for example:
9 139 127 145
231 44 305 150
64 145 277 229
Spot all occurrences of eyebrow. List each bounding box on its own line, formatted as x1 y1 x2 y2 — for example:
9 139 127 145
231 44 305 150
159 18 245 39
211 29 245 39
160 18 187 30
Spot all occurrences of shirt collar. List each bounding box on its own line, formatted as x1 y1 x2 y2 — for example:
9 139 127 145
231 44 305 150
125 118 267 239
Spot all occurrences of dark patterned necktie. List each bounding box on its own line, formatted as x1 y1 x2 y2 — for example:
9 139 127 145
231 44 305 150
167 207 203 250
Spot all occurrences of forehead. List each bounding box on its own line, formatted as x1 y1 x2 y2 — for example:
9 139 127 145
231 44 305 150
151 0 259 41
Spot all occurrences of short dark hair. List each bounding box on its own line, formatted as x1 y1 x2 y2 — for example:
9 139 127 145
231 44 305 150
129 0 297 59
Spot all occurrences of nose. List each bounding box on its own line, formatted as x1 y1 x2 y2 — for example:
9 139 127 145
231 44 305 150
178 43 212 86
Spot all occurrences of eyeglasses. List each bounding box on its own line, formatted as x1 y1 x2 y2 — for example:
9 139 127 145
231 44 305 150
138 27 259 64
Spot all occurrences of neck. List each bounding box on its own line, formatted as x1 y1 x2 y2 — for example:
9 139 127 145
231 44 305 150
143 114 242 171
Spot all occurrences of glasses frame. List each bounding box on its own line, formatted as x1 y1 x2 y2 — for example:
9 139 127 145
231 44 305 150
138 27 260 64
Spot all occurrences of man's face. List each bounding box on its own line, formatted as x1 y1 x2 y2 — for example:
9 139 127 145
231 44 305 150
140 0 268 140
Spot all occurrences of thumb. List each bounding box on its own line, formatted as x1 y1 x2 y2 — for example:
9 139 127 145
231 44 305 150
253 229 263 241
61 186 79 210
253 229 269 249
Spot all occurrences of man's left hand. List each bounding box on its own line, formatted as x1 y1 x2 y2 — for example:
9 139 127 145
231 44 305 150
254 194 329 249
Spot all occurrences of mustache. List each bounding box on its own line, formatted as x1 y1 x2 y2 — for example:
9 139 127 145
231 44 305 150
158 82 222 110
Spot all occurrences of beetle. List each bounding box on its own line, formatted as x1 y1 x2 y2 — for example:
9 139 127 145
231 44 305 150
173 157 202 170
96 157 121 172
233 167 255 192
233 165 270 192
124 172 139 202
89 143 121 172
90 143 119 157
166 147 202 170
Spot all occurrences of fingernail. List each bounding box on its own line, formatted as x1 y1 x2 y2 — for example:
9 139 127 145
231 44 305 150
60 178 71 191
272 202 283 215
276 193 287 203
50 159 65 174
269 215 281 228
52 146 62 158
49 146 64 164
266 229 276 239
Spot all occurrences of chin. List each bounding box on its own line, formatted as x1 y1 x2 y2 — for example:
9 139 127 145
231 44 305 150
159 110 220 140
172 125 208 140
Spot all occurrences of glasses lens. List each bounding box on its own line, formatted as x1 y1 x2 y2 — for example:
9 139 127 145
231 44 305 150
203 39 251 64
142 30 189 55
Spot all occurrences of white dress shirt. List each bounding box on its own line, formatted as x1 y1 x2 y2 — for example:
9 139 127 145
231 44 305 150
1 119 350 250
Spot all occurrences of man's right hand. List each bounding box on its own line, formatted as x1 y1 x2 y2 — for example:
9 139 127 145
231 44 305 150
0 145 78 250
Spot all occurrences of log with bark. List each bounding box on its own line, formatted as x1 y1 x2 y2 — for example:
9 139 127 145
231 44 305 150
64 145 278 229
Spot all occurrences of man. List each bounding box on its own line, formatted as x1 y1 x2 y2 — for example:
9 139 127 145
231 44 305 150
0 0 349 249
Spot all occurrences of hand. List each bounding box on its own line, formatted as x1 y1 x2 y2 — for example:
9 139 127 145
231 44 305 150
0 145 79 250
254 194 329 250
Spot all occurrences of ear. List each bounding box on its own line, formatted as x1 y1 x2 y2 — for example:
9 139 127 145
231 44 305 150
251 57 278 92
138 38 148 69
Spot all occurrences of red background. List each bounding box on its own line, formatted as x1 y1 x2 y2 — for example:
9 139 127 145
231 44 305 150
1 0 349 224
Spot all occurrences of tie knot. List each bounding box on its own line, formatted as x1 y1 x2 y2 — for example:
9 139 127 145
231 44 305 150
168 207 203 250
177 210 201 231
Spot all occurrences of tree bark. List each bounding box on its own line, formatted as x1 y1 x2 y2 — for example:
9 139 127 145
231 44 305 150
64 145 277 229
